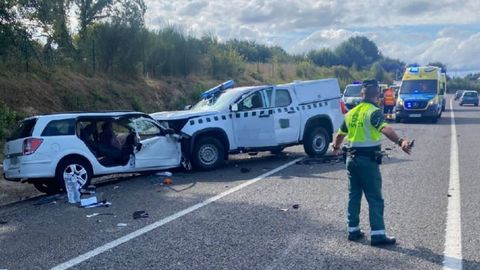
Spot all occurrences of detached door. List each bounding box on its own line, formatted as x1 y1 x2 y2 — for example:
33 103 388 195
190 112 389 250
273 88 301 144
233 88 277 148
132 117 181 169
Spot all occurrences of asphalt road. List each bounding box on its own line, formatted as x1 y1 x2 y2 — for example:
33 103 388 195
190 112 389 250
1 95 479 270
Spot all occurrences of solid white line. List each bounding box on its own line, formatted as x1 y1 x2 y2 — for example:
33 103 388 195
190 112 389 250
443 98 462 270
51 157 305 270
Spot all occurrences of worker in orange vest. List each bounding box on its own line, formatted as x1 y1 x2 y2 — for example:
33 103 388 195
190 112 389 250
383 88 395 119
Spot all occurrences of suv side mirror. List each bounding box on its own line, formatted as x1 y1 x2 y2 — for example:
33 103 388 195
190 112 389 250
230 104 239 112
184 105 192 110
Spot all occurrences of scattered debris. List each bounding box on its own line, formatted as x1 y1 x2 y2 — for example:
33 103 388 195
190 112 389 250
163 178 173 185
156 171 173 177
296 156 343 165
113 186 120 190
33 195 62 206
0 220 8 225
116 223 128 227
279 208 289 212
133 210 149 220
82 200 112 208
448 194 452 197
292 204 300 209
81 196 98 207
240 168 251 173
86 213 114 218
248 152 258 156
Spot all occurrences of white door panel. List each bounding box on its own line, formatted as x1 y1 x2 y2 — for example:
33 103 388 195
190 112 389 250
135 136 181 169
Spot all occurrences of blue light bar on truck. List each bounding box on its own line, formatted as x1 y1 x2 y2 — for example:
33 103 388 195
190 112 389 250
201 80 235 99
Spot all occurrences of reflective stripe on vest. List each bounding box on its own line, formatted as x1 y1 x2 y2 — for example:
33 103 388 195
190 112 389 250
384 90 395 106
345 102 382 147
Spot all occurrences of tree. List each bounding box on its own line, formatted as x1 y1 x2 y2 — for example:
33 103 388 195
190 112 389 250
427 61 447 73
335 36 380 68
308 49 339 67
74 0 113 39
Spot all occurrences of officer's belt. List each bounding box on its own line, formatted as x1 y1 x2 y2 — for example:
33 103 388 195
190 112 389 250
347 146 381 157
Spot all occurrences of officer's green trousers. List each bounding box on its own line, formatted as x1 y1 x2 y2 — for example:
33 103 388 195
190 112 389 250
346 155 385 232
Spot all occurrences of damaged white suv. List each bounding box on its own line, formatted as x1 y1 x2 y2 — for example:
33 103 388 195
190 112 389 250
151 79 344 171
3 112 182 194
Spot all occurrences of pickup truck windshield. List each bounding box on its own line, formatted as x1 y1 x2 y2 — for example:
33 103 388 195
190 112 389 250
344 85 362 97
191 90 242 111
400 80 437 94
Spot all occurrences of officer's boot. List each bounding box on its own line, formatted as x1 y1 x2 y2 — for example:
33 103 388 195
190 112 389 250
371 234 396 246
348 230 365 241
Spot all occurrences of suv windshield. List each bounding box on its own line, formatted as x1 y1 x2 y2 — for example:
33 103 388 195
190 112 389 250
191 90 243 111
400 80 437 94
344 85 362 97
7 118 37 141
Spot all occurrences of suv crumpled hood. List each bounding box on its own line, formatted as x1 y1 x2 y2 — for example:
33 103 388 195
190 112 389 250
150 110 219 121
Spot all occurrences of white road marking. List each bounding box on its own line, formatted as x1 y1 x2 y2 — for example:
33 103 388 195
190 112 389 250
51 157 305 270
443 98 462 270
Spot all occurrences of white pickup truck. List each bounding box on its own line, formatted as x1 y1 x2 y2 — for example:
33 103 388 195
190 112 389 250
151 79 344 170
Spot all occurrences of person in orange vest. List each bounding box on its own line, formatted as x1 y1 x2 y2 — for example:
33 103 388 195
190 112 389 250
383 88 395 119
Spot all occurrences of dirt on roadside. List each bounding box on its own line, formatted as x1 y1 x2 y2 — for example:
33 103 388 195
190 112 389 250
0 168 42 207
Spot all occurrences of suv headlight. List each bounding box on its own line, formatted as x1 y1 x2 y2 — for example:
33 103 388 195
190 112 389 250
428 99 437 106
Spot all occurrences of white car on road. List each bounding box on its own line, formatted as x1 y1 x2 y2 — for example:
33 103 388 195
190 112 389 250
3 112 182 194
152 79 344 171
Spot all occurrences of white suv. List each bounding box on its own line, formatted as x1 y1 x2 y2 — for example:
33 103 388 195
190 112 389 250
3 112 182 194
152 79 344 170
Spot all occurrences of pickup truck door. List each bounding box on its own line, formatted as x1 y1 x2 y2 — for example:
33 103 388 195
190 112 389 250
132 117 181 169
233 88 277 148
273 87 301 144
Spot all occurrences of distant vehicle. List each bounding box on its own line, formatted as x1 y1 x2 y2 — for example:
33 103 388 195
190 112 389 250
454 90 465 100
395 66 443 123
459 91 479 106
3 112 182 194
440 73 447 111
152 79 344 170
342 83 363 111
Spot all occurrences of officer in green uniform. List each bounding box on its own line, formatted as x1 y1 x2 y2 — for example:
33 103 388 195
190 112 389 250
332 80 412 246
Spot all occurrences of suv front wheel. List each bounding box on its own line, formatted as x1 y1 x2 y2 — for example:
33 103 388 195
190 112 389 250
303 127 330 157
192 137 225 171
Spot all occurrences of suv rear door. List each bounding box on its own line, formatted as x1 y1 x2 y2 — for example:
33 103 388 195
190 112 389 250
3 117 37 170
132 117 181 169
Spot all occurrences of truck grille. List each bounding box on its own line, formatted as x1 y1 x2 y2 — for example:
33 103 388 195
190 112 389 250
404 100 428 110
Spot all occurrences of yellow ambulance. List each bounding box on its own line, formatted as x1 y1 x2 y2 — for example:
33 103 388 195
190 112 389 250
395 66 443 123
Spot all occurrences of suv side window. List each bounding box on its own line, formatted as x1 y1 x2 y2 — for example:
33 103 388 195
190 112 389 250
41 119 76 136
275 89 292 107
133 119 161 140
239 91 265 111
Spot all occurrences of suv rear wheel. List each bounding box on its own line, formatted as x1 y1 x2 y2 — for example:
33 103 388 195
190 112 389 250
55 158 93 193
303 127 329 157
192 137 225 171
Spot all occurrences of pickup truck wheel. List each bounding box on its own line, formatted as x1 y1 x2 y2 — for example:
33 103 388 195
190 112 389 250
192 137 225 171
303 127 329 157
55 158 92 191
33 181 63 195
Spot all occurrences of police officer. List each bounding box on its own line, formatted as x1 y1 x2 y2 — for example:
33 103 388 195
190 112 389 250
331 80 412 246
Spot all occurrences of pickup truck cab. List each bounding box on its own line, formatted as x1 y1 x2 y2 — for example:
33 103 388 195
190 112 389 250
151 79 344 170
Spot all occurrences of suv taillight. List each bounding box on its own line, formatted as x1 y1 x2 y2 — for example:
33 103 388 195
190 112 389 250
23 138 43 155
340 100 347 114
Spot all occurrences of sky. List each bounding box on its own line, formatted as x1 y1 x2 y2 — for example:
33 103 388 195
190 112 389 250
144 0 480 74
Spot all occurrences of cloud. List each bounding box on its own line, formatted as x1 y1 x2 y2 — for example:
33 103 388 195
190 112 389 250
144 0 480 70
